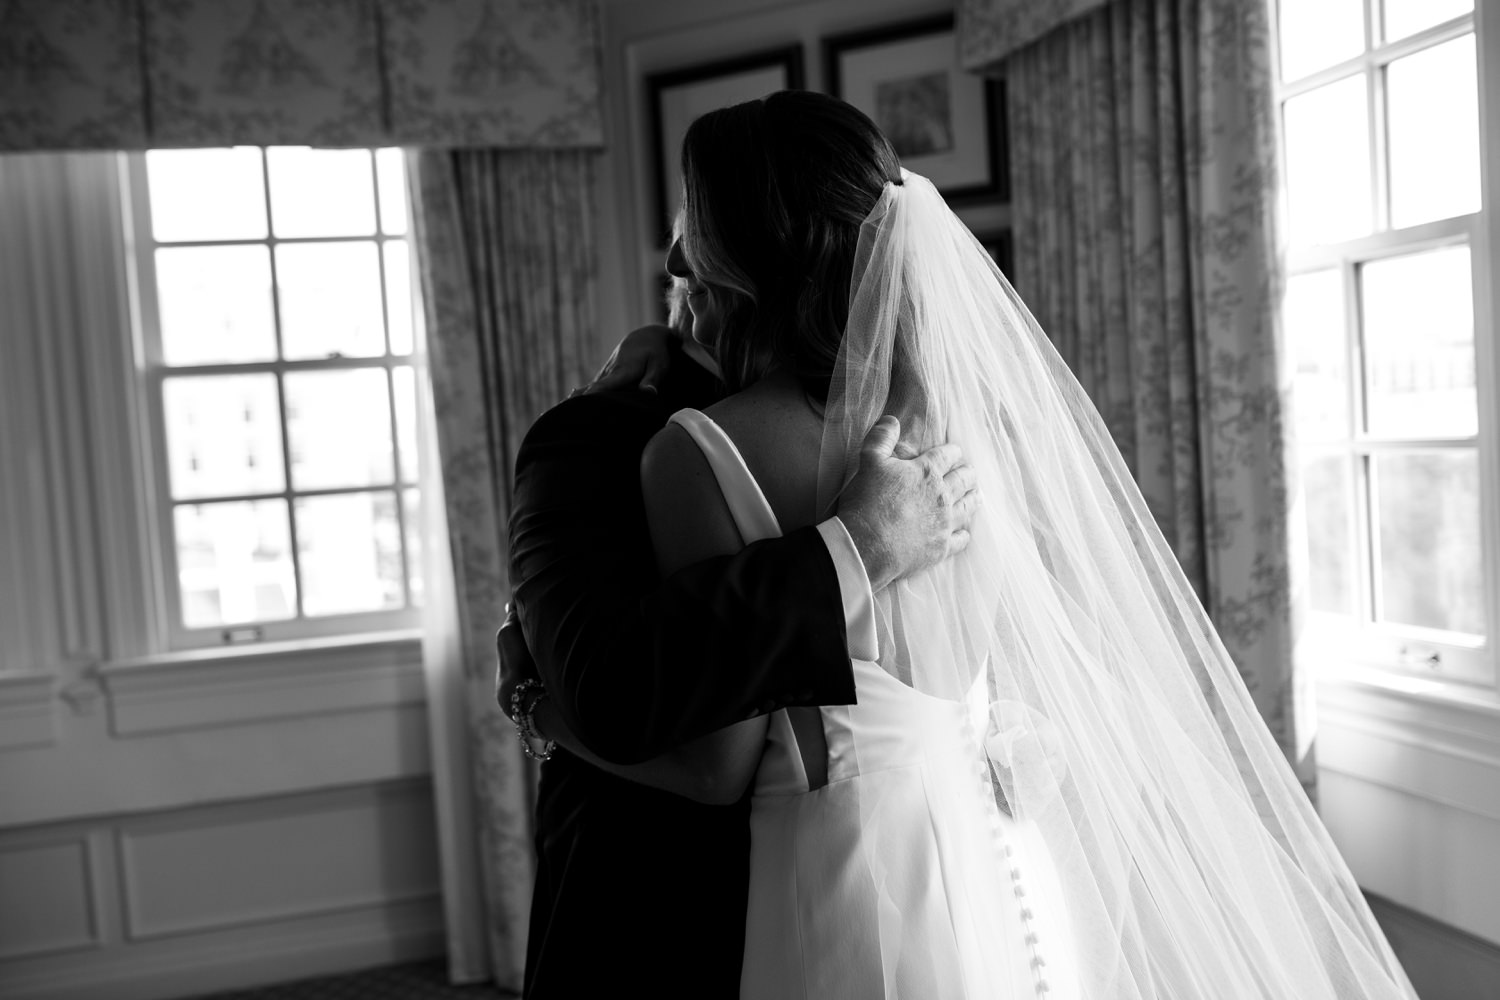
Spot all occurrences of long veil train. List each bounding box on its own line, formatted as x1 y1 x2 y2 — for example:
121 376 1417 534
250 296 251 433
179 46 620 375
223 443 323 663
816 170 1417 998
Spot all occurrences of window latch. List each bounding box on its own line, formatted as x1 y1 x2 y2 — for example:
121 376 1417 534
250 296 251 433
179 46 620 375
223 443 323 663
1398 644 1441 670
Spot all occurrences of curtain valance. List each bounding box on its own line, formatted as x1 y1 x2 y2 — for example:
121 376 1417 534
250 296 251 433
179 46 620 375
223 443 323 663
957 0 1110 69
0 0 602 152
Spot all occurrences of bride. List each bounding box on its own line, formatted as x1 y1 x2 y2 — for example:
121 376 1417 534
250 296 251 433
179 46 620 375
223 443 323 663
641 90 1418 998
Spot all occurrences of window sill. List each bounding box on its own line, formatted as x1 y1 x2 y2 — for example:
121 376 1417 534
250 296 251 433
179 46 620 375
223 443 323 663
1316 659 1500 726
0 672 57 750
1312 659 1500 821
98 630 426 737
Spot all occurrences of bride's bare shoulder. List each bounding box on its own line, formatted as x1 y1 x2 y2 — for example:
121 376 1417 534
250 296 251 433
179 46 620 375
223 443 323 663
703 372 824 530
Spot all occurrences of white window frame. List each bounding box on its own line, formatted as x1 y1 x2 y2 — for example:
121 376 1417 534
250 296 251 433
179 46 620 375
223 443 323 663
1276 0 1500 689
117 147 424 652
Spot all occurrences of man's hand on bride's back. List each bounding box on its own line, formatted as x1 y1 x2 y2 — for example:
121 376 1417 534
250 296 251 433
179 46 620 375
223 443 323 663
837 416 979 592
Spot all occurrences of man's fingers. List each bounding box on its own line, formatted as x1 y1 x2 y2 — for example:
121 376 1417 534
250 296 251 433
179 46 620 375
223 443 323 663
943 461 977 497
921 442 964 476
947 528 972 557
859 415 902 460
951 488 981 530
592 348 621 382
584 369 629 394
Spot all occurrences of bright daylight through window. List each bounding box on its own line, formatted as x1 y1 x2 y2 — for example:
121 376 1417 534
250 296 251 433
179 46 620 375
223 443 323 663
1277 0 1490 682
128 146 424 648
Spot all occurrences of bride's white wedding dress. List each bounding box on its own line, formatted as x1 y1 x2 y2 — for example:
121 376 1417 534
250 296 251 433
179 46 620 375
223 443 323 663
669 408 1080 999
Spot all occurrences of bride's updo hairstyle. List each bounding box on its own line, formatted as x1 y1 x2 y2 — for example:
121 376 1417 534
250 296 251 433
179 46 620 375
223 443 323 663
679 90 902 398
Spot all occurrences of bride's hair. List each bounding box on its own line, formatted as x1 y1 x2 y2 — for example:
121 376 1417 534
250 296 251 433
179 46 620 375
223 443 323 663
680 90 902 398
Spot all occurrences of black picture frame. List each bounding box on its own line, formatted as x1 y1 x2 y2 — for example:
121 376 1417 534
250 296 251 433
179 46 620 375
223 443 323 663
974 227 1015 279
824 14 1007 204
646 45 805 247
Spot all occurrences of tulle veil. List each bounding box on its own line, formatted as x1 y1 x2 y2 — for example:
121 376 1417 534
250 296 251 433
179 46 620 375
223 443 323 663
816 170 1417 998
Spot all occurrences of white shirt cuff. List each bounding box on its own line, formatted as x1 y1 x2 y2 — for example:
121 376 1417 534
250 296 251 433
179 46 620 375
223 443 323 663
816 518 879 662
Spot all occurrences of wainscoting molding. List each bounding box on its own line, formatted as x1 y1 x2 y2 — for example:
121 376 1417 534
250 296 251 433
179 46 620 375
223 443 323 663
0 897 444 1000
0 779 443 1000
0 829 105 961
99 631 424 737
1369 892 1500 1000
117 781 439 941
1316 672 1500 949
0 674 57 751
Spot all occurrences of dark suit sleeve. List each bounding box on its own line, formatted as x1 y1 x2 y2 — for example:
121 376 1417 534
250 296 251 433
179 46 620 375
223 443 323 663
508 392 857 766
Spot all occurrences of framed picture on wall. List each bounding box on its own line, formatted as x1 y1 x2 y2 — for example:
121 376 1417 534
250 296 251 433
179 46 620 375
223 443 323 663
647 45 805 246
824 15 1006 204
974 227 1015 279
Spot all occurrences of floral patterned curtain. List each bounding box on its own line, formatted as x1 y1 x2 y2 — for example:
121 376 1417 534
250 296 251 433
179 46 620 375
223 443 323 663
994 0 1314 789
408 148 598 988
0 0 602 151
957 0 1111 69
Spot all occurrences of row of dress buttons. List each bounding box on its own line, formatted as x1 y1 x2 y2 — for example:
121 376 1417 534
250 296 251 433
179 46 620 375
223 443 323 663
962 719 1051 996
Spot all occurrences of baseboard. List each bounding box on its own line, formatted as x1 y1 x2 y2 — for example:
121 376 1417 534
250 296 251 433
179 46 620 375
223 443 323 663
1367 892 1500 1000
0 895 445 1000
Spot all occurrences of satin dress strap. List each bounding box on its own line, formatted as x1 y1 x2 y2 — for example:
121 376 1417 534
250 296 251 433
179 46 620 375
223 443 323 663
666 408 781 543
666 408 831 791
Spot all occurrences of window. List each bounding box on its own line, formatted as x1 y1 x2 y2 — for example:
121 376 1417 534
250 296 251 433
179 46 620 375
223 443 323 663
123 146 424 649
1276 0 1494 684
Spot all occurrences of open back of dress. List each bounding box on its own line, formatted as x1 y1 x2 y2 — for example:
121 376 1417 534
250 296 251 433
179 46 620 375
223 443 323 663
670 407 1079 1000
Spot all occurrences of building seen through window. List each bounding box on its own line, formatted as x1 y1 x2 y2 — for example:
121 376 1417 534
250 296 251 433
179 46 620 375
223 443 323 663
132 145 423 645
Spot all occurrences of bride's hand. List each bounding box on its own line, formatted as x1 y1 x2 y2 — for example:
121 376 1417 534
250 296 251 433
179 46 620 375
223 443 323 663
495 603 539 721
837 416 980 591
576 324 674 396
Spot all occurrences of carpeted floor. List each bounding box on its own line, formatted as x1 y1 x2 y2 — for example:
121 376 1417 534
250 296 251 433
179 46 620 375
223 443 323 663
193 960 510 1000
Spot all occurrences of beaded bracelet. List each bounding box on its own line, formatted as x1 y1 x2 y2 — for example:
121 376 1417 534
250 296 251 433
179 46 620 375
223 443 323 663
510 678 556 763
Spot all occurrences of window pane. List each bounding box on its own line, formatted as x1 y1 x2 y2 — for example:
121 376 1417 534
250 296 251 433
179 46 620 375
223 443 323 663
1283 76 1372 247
385 240 414 355
1361 245 1475 437
284 369 394 490
1303 454 1355 615
1374 450 1483 635
155 246 277 365
163 375 285 500
1383 0 1472 43
175 500 296 628
295 492 404 616
276 242 386 360
266 147 376 239
393 365 419 483
1279 0 1364 81
376 148 409 236
403 486 424 608
1286 269 1348 441
146 147 266 242
1387 34 1481 230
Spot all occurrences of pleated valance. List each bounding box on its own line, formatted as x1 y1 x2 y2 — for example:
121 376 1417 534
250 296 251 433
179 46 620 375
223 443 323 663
0 0 602 151
957 0 1110 69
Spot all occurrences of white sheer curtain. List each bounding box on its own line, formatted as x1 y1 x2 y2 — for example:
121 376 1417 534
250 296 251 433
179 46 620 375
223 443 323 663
415 355 493 983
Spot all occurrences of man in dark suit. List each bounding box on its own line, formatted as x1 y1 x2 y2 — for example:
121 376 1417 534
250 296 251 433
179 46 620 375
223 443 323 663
501 295 975 997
